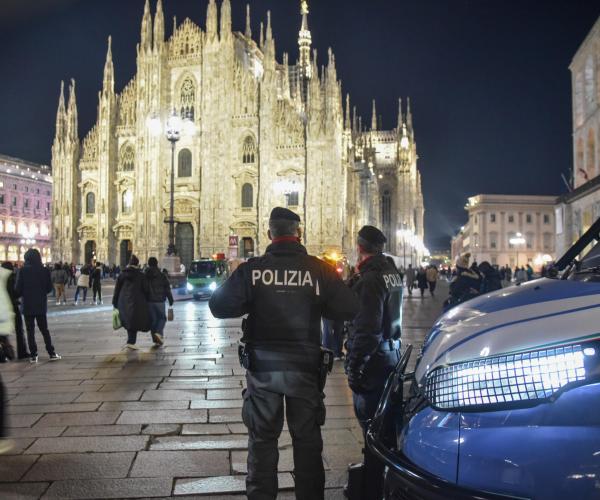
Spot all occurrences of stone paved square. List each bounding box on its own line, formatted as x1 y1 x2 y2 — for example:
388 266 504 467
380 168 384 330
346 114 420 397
0 284 443 498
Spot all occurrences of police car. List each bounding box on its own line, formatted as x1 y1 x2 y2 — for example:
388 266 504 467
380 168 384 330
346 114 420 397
367 219 600 499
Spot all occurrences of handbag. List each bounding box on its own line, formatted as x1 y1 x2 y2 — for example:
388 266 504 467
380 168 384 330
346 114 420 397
112 308 122 330
167 308 174 321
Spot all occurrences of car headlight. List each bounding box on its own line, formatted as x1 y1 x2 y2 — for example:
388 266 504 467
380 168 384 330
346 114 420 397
209 281 217 291
425 343 597 411
186 283 194 292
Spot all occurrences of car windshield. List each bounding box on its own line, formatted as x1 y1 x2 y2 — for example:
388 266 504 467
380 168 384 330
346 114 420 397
189 261 216 277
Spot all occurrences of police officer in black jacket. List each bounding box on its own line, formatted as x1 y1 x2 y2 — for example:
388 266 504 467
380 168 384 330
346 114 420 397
209 207 358 500
345 225 403 500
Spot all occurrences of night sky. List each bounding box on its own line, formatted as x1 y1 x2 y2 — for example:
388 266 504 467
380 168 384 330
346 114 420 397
1 0 599 249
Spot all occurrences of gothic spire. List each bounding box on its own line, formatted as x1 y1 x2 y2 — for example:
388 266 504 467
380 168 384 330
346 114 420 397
103 36 114 94
298 0 312 79
397 98 403 132
406 96 413 131
259 22 264 48
153 0 164 51
220 0 231 40
67 79 78 143
264 11 275 70
266 10 273 41
345 93 350 130
206 0 217 40
371 99 377 131
245 4 252 39
140 0 152 52
54 81 66 143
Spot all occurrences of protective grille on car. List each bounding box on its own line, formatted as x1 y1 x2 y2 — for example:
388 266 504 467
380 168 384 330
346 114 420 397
425 344 588 410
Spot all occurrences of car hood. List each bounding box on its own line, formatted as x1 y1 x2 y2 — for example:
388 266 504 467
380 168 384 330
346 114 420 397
415 278 600 384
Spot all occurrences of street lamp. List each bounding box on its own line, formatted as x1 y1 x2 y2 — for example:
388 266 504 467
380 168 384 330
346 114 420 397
148 109 195 257
509 232 526 268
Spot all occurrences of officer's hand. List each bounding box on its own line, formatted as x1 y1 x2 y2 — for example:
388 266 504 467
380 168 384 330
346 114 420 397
348 371 368 394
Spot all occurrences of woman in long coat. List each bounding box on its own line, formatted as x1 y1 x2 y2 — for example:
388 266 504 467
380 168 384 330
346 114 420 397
112 255 150 349
1 262 29 359
0 265 15 453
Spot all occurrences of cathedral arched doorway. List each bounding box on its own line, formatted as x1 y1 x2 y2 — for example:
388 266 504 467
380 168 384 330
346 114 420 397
242 237 254 258
84 241 96 265
120 240 132 268
176 223 194 270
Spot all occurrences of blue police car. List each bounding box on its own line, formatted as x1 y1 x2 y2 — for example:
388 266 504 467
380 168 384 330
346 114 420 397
367 219 600 499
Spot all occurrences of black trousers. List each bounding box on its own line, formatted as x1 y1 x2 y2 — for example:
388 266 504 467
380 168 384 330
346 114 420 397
244 370 325 500
24 315 55 357
12 306 28 358
0 372 5 439
93 284 102 302
351 349 399 500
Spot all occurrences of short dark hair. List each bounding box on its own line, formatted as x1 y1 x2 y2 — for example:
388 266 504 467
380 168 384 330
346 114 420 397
148 257 158 268
269 219 299 238
357 236 384 255
129 254 140 266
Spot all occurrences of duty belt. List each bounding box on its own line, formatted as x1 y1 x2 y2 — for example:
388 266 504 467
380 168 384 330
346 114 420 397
378 339 401 352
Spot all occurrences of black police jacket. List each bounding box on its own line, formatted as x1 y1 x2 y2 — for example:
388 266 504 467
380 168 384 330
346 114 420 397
208 239 359 351
345 254 403 376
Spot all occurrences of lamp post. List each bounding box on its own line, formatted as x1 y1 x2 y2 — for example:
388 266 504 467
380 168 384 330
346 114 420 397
165 111 182 256
509 232 526 268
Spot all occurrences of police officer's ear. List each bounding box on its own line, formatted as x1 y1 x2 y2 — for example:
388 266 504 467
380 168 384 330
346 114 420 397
267 229 273 241
297 226 302 239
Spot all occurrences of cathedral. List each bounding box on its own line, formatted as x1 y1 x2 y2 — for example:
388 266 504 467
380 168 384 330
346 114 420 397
51 0 425 268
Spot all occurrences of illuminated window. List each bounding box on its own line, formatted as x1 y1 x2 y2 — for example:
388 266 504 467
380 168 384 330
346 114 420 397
242 136 256 164
6 221 15 233
0 220 3 233
122 190 133 214
179 77 196 120
17 222 27 235
178 149 192 177
30 223 38 235
86 192 95 214
41 224 49 236
241 183 253 208
120 144 135 171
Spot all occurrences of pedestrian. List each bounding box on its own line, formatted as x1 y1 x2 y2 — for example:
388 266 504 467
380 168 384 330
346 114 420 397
1 262 29 359
91 262 103 305
444 253 481 311
526 264 534 281
15 248 61 363
426 265 438 296
74 264 91 305
515 266 527 284
209 207 358 500
344 225 403 500
144 257 174 348
51 263 68 305
112 255 150 350
417 267 428 298
405 263 416 295
180 262 186 274
479 261 502 293
0 265 15 453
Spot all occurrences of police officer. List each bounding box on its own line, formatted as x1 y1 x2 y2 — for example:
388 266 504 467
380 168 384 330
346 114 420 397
209 207 358 500
345 225 403 500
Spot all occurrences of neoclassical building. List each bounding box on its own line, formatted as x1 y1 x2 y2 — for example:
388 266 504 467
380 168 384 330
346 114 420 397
51 0 425 267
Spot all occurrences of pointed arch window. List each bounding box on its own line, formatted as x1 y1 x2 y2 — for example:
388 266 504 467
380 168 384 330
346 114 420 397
120 144 135 171
241 183 253 208
178 149 192 177
180 77 196 121
242 136 256 164
122 190 133 214
85 192 95 214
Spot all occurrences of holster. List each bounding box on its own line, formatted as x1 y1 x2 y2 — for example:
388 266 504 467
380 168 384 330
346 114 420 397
238 342 250 369
344 462 365 500
319 347 334 392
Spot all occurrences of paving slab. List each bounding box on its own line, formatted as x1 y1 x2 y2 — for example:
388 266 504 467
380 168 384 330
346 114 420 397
0 482 50 499
75 390 144 402
117 409 208 424
100 400 190 411
42 477 173 499
23 452 136 480
140 389 207 401
149 435 249 451
5 413 43 427
35 411 121 427
0 455 39 482
130 450 230 478
6 403 100 415
181 423 231 435
174 473 295 496
25 435 149 454
141 424 181 435
63 424 142 436
7 426 66 438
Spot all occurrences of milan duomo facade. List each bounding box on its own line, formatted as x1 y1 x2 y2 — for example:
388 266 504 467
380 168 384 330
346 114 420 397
51 0 425 268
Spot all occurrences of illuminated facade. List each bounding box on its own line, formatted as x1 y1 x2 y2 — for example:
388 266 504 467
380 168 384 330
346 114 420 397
0 155 52 263
452 194 556 269
556 16 600 257
51 0 425 267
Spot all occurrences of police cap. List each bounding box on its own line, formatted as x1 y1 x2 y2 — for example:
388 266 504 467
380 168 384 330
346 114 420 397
358 225 387 245
269 207 301 222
